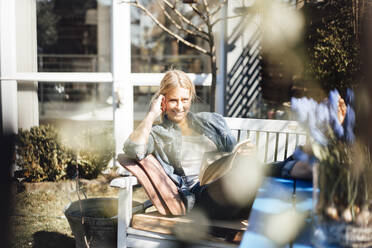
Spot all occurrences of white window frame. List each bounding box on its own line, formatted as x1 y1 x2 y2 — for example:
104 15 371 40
0 0 212 160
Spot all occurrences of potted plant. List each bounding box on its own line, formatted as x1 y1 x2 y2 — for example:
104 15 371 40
291 89 372 247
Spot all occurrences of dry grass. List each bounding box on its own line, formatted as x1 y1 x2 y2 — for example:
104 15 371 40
10 175 148 248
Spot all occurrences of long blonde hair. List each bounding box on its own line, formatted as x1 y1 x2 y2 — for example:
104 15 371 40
151 70 196 103
157 70 196 100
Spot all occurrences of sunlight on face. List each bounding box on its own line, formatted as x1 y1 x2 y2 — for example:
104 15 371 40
164 87 191 124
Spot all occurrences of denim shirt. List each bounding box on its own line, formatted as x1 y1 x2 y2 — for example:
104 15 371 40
123 112 237 210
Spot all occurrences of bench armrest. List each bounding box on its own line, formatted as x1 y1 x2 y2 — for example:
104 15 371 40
110 176 138 188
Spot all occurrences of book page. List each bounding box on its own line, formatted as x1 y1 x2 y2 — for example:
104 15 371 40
198 139 255 185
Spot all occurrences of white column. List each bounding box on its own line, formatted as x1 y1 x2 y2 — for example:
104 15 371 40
111 1 133 162
0 0 18 135
16 0 38 130
215 1 228 115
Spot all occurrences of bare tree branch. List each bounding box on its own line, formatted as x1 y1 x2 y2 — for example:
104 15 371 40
161 0 209 36
190 4 207 23
210 0 227 17
200 0 214 54
156 0 210 41
131 1 210 55
202 0 211 15
212 14 245 27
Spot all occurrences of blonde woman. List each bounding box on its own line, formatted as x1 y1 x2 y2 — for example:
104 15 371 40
124 70 247 219
123 70 310 219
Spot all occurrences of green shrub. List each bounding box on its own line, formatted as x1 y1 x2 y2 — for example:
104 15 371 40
66 126 115 180
16 125 115 182
16 125 71 182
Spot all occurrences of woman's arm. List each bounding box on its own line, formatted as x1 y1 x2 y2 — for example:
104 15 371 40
123 95 164 160
129 94 164 144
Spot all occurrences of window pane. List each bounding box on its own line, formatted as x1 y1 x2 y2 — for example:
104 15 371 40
130 3 210 73
36 0 112 121
38 82 113 121
37 0 111 72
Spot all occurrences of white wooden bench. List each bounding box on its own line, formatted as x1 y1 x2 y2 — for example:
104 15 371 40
110 117 307 248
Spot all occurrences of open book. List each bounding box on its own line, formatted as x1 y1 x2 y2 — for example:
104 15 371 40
198 139 254 185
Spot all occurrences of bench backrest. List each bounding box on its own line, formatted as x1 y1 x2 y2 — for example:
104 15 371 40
225 117 307 163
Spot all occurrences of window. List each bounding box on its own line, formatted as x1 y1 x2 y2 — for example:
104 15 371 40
36 0 112 120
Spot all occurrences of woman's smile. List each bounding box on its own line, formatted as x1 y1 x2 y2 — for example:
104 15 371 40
164 87 191 124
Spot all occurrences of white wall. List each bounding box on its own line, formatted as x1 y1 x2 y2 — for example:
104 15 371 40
226 2 260 74
225 1 262 117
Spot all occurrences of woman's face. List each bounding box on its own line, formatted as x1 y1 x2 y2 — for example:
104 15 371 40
163 87 191 123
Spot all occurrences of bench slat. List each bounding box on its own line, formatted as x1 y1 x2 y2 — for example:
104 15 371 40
225 117 305 134
226 118 307 162
127 228 239 248
131 212 248 235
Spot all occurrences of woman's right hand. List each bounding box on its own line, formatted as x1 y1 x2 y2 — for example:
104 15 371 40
129 94 165 145
148 94 165 119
